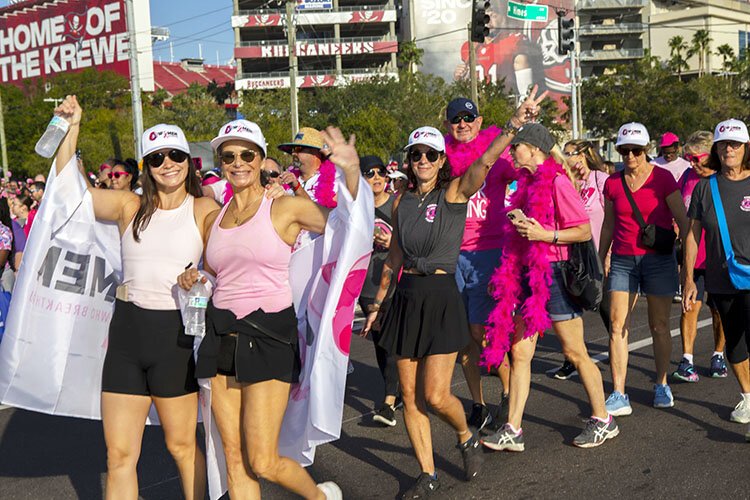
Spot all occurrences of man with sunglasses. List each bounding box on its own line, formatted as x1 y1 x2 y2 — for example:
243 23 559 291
443 97 520 434
97 159 116 189
278 127 330 202
652 132 691 183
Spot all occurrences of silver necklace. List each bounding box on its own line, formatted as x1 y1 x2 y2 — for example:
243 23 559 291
417 189 433 208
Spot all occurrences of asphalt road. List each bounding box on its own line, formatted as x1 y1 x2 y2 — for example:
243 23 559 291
1 300 748 499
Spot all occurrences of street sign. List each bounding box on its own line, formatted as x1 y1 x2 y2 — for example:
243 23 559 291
296 0 333 10
506 1 548 22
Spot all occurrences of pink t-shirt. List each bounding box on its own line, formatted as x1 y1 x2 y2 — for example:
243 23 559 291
604 167 679 256
544 175 589 262
577 169 608 250
679 169 707 269
462 154 516 251
651 156 690 183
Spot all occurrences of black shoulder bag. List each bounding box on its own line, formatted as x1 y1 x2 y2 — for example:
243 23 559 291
620 173 675 255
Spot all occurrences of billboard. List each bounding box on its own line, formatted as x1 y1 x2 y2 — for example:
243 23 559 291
412 0 572 101
235 40 398 59
0 0 154 90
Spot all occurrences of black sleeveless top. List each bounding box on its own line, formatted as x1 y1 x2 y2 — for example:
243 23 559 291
397 189 467 274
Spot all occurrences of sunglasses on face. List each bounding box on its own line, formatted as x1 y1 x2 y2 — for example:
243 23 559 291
292 146 318 155
364 168 387 179
221 150 257 165
684 153 709 164
450 115 476 125
718 140 744 150
617 147 645 157
108 171 129 179
564 149 584 157
262 170 280 178
409 149 441 163
145 149 188 168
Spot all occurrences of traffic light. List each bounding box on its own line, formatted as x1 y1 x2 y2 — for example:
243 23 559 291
470 0 490 43
558 16 575 55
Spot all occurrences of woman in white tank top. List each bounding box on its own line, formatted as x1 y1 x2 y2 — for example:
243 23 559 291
53 96 219 500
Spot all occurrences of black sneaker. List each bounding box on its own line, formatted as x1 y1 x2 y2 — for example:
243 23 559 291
480 394 509 436
372 404 397 427
401 472 440 499
467 403 492 432
553 360 577 380
457 433 484 481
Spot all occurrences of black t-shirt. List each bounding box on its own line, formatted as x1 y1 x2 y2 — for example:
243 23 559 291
360 195 395 300
688 174 750 294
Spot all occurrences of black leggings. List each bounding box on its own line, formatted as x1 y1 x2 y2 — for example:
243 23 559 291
360 298 399 399
711 292 750 364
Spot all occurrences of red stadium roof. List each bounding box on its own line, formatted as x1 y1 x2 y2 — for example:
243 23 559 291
153 60 236 96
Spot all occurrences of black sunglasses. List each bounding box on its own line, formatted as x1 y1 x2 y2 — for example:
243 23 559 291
409 149 440 163
617 147 645 157
220 150 257 165
450 115 476 125
364 168 387 179
145 149 188 168
263 170 280 178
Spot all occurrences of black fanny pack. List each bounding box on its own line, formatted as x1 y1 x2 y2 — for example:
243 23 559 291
621 174 675 255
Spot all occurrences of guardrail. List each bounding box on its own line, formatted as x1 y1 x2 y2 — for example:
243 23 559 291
579 23 646 36
579 48 645 61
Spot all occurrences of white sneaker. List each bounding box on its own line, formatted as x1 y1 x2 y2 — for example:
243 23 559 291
317 481 343 500
730 398 750 424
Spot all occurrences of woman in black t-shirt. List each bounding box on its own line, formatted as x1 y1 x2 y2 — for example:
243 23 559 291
684 119 750 435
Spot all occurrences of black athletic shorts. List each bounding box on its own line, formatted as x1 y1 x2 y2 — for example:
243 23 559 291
102 299 199 398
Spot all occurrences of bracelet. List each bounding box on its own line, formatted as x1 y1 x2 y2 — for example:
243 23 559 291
552 230 559 244
503 120 520 136
292 182 302 192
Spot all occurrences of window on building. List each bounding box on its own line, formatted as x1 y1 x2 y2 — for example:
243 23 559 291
740 31 749 59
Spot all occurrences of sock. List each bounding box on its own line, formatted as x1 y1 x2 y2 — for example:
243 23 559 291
683 353 694 364
742 393 750 403
506 423 521 435
592 414 611 424
713 351 724 358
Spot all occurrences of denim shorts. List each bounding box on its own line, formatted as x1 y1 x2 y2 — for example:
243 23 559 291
608 253 678 296
521 262 583 323
455 248 502 325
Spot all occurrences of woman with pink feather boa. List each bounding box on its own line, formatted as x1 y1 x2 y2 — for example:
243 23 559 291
480 123 619 452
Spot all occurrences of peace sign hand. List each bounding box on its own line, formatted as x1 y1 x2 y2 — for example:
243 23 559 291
320 127 359 172
512 84 549 126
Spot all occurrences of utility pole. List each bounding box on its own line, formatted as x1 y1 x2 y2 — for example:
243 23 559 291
125 0 144 157
570 49 578 140
0 90 7 179
286 0 299 136
468 24 478 104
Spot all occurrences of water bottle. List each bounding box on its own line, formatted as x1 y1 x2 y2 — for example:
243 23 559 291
184 280 209 337
35 115 70 158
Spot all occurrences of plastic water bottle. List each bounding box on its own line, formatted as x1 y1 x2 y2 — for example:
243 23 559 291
35 115 70 158
184 280 209 337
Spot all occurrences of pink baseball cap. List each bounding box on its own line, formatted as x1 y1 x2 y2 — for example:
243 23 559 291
659 132 680 148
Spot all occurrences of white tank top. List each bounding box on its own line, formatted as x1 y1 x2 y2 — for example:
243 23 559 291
121 195 203 310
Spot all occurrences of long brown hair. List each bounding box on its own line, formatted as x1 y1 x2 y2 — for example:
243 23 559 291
132 155 203 241
563 140 606 172
405 148 453 192
707 141 750 172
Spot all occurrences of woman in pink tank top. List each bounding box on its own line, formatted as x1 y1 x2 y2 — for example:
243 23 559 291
53 96 219 500
178 120 362 500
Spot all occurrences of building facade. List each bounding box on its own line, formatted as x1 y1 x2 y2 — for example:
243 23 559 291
232 0 399 90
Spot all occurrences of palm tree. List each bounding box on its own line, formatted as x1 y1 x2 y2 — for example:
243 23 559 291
716 43 736 74
689 29 713 76
668 35 689 80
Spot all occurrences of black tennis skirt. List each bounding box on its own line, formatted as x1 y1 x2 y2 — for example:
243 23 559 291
378 274 470 358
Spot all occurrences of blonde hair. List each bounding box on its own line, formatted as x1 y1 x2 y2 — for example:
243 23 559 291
550 145 580 191
683 131 713 155
564 139 606 172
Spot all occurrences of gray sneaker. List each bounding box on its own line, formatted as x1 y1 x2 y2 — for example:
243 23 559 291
573 417 620 448
730 398 750 424
481 423 525 452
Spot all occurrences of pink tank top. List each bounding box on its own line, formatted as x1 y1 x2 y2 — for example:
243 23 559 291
121 195 203 310
206 196 293 317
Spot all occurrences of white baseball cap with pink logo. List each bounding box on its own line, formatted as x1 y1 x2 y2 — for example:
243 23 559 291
404 126 446 152
211 120 267 156
141 124 190 158
713 119 750 143
616 122 650 147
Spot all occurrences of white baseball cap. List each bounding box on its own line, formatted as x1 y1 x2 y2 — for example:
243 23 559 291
403 126 445 152
616 122 650 147
142 124 190 158
713 119 750 143
211 120 267 156
388 170 408 180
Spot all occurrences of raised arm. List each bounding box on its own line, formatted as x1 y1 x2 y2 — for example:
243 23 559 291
320 126 361 200
449 85 549 203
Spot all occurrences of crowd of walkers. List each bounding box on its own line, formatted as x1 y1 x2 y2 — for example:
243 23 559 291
3 90 750 499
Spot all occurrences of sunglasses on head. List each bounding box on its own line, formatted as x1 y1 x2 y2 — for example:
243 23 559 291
108 171 129 179
684 152 709 164
220 150 257 165
617 147 645 157
450 115 476 125
99 164 112 172
409 149 441 163
364 168 386 179
145 149 188 168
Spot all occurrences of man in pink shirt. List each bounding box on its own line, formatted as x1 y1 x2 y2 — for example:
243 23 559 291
651 131 691 182
443 97 519 433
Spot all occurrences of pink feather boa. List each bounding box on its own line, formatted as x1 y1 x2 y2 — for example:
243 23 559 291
289 159 337 208
445 125 502 177
482 157 566 367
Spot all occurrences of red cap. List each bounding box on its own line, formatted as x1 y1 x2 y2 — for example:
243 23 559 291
659 132 679 148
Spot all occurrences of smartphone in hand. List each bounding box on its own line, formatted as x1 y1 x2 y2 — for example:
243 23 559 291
507 209 528 224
